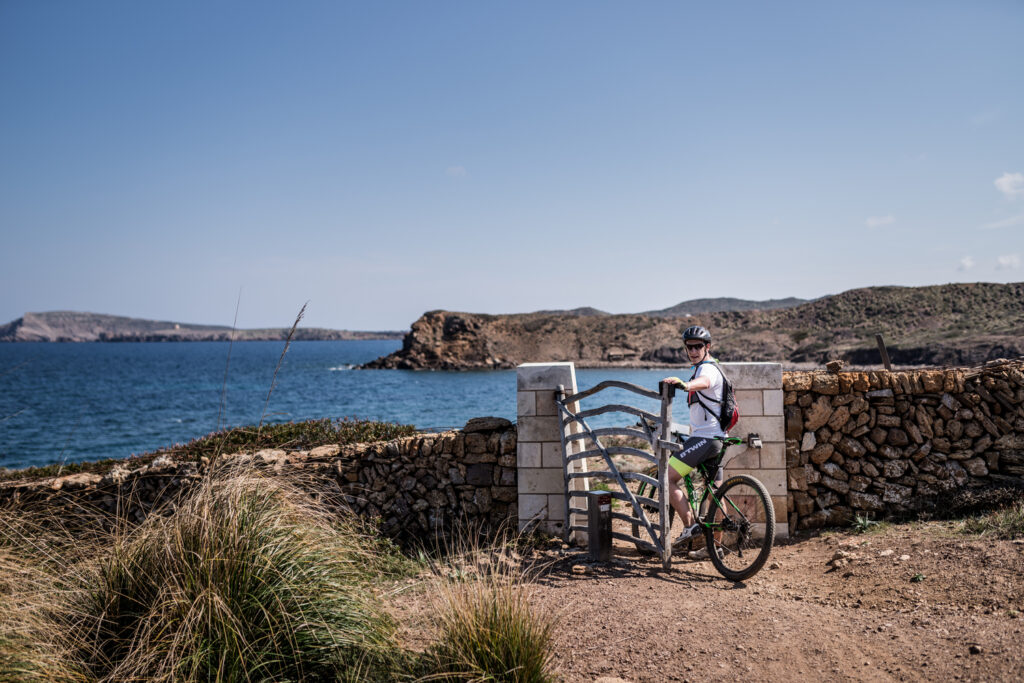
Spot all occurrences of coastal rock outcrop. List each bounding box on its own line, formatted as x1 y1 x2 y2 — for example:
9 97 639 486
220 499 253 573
362 283 1024 370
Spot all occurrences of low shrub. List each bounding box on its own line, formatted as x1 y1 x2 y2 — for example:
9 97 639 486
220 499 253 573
850 513 889 535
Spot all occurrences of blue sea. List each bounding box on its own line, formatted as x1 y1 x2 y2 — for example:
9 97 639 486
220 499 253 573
0 340 689 470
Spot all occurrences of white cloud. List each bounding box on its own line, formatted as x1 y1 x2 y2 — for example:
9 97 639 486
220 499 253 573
865 215 895 228
446 166 467 177
995 172 1024 199
996 254 1021 270
958 256 975 271
980 213 1024 230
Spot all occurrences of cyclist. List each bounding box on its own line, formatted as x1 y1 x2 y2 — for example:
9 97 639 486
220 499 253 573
662 325 726 560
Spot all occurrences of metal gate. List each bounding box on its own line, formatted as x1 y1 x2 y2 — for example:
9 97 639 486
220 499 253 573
554 380 684 569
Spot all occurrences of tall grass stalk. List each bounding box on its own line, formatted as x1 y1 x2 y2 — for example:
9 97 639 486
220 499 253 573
0 517 91 682
258 302 307 436
216 287 242 434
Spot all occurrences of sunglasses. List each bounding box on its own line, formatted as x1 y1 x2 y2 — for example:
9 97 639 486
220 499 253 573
685 342 706 351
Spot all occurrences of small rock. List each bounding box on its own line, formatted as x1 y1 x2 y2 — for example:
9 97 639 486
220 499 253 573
769 561 781 570
826 359 846 373
463 416 512 433
898 554 911 561
151 454 175 469
879 549 894 557
969 645 982 655
572 564 590 575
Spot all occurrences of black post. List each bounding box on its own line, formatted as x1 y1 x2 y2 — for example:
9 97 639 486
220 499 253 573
875 334 892 371
585 490 612 562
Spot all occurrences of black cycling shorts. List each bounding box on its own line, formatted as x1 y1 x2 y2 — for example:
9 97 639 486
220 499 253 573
668 436 723 482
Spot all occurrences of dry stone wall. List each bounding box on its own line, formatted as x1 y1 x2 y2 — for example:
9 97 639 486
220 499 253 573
784 360 1024 531
0 418 518 545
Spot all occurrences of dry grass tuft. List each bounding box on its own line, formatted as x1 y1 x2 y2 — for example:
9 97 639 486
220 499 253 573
418 529 559 682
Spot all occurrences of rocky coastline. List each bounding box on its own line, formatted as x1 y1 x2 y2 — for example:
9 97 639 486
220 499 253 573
362 283 1024 370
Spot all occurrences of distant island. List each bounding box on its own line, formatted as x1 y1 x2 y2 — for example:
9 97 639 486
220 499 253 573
362 283 1024 369
0 311 404 343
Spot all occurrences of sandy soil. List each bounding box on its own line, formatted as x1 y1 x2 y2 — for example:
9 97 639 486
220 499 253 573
388 520 1024 682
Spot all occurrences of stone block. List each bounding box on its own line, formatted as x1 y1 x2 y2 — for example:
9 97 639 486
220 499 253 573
542 442 564 468
726 469 786 496
763 390 784 416
518 494 549 521
517 443 541 468
731 415 785 443
804 395 834 431
535 389 562 416
492 486 517 503
466 464 493 485
811 373 840 395
517 362 578 391
759 442 786 469
736 390 764 416
788 467 807 491
727 448 760 469
772 496 789 523
785 405 804 440
721 362 783 389
784 372 813 391
517 416 561 443
518 467 564 495
547 494 567 521
801 431 816 452
517 391 537 417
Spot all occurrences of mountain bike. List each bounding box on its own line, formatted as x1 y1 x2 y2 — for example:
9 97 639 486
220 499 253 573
635 435 775 581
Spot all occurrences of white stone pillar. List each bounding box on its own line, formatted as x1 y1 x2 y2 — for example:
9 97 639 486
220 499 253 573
515 362 587 536
721 362 788 538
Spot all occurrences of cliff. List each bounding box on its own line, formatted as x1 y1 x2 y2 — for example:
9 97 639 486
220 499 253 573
363 282 1024 369
0 311 403 342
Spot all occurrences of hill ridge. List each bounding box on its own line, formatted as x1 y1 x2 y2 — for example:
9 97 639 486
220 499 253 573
0 311 403 342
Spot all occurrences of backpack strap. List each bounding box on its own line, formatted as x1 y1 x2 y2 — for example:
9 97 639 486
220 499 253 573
688 360 723 405
688 360 727 430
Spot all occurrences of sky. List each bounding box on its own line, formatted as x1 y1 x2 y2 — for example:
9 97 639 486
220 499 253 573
1 1 1022 331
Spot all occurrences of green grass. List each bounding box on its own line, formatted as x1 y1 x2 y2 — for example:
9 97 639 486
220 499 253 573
958 501 1024 540
850 513 890 535
0 417 417 483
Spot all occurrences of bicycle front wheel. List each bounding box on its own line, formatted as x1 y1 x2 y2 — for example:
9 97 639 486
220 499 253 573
703 474 775 581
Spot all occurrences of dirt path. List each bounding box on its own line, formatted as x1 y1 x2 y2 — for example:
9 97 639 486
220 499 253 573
528 521 1024 682
387 520 1024 682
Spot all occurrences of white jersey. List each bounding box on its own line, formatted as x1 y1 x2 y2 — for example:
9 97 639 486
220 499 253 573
687 361 725 439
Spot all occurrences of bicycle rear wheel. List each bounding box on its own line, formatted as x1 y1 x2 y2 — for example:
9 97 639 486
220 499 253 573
703 474 775 581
